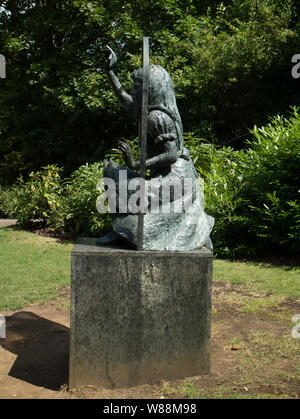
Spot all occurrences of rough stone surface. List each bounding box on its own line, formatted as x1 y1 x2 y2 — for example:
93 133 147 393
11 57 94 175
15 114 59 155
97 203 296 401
69 238 213 389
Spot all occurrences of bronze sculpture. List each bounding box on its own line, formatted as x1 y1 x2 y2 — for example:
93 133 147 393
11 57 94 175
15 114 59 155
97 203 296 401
97 44 214 251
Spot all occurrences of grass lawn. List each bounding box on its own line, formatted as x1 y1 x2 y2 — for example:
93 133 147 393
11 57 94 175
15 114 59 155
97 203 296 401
0 225 73 311
0 224 299 399
214 259 300 299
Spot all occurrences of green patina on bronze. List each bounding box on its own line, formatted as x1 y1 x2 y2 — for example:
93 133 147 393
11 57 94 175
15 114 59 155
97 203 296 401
97 41 214 251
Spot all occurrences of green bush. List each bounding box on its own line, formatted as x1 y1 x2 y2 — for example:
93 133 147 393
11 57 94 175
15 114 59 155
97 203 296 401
56 162 111 236
187 107 300 257
244 109 300 254
0 165 63 228
1 163 112 236
2 114 299 257
0 183 23 218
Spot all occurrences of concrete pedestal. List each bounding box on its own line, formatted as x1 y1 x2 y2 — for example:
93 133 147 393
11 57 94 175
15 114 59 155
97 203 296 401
69 238 213 389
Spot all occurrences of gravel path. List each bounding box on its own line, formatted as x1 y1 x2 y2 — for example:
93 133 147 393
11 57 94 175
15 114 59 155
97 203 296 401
0 219 18 227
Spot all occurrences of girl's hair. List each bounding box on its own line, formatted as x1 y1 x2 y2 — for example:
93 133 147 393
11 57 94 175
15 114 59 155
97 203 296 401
131 65 183 131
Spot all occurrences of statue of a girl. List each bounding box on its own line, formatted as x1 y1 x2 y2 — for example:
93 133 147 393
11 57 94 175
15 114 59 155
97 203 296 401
97 46 214 251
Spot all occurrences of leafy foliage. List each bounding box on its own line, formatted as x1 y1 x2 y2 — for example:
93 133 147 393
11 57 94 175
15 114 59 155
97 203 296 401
0 163 110 235
0 1 299 256
0 0 300 183
56 162 111 235
186 107 300 257
2 108 299 257
0 165 63 227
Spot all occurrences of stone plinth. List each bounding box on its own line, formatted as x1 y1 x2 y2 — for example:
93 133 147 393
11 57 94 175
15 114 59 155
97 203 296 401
69 238 213 389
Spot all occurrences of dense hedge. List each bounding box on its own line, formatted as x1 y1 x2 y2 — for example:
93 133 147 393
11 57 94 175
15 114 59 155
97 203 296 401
186 107 300 257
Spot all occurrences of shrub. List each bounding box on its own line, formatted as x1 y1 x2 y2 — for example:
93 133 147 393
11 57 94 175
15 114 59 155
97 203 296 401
1 163 112 236
1 165 63 228
0 184 20 217
187 107 300 257
244 108 300 254
56 162 111 236
2 116 299 257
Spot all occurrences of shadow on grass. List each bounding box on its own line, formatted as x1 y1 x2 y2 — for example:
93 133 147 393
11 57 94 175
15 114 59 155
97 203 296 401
0 312 69 391
0 224 21 231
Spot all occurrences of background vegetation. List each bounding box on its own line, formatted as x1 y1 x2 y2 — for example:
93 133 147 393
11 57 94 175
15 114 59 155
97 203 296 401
0 0 299 257
1 0 300 182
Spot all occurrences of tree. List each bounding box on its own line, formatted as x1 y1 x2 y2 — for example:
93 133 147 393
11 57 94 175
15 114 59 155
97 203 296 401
0 0 299 184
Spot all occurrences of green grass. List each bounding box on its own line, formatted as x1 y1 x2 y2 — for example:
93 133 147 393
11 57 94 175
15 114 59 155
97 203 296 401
1 224 300 399
1 225 299 312
232 329 300 379
161 257 300 400
162 325 300 399
0 226 73 311
163 380 199 398
213 259 300 299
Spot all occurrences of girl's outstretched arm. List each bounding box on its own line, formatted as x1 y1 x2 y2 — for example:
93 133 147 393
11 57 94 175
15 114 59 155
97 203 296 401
104 46 134 114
